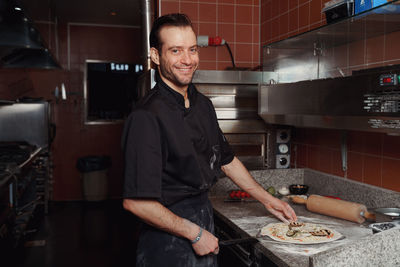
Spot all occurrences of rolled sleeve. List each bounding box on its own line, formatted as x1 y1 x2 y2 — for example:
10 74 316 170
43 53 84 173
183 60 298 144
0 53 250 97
218 127 234 166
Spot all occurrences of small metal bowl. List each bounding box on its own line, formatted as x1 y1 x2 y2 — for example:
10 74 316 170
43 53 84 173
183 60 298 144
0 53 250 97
374 208 400 220
289 184 309 195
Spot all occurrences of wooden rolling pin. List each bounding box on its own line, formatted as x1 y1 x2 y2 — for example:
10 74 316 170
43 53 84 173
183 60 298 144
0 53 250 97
292 194 376 223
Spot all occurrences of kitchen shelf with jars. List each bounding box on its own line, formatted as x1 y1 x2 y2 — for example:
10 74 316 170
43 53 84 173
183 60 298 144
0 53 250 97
262 0 400 84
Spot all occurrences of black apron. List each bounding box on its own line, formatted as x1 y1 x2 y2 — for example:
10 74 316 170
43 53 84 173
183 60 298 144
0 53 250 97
135 192 217 267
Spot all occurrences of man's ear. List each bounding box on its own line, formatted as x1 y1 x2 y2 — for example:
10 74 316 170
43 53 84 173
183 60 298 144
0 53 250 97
150 47 160 66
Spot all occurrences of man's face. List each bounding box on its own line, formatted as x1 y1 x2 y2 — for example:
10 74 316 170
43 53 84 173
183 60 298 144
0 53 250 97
151 26 199 92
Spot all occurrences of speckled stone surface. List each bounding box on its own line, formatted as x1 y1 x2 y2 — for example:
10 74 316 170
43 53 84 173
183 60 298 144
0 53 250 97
211 197 373 267
310 228 400 267
304 169 400 208
210 168 400 267
210 169 305 197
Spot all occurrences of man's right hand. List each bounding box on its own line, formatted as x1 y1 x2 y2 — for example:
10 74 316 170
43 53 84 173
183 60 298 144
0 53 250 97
191 229 219 256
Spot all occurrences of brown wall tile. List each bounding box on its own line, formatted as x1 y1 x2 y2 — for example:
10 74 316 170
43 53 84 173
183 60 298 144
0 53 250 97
347 152 363 182
279 0 289 14
218 4 235 23
310 0 322 25
199 3 217 22
288 8 299 33
298 3 310 30
331 150 344 177
160 1 179 15
366 36 385 65
181 2 199 22
382 158 400 191
236 24 253 43
383 135 400 159
363 155 382 187
236 5 253 24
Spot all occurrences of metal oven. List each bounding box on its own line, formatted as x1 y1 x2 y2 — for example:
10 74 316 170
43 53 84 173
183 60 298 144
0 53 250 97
214 211 278 267
0 101 51 248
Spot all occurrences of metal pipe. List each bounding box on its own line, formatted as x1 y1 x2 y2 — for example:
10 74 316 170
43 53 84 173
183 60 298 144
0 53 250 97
141 0 154 71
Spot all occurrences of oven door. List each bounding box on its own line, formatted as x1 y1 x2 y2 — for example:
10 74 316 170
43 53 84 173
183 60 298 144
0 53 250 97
214 213 256 267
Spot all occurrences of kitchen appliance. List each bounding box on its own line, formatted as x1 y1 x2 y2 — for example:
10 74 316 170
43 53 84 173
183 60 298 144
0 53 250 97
292 195 376 223
214 211 278 267
193 70 278 170
275 128 291 169
259 65 400 134
323 0 354 24
0 101 52 247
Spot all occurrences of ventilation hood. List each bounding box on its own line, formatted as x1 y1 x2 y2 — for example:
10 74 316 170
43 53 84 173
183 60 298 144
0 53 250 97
259 65 400 135
0 0 60 69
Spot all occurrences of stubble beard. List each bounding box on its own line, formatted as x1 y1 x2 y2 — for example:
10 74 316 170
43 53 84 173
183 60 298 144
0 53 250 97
159 59 197 88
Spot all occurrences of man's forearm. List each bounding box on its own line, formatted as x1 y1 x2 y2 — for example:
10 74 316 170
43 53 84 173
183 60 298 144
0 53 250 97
123 198 199 241
221 157 273 203
221 156 297 222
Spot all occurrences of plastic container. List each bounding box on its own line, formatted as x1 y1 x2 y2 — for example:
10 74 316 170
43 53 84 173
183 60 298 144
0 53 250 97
76 156 111 201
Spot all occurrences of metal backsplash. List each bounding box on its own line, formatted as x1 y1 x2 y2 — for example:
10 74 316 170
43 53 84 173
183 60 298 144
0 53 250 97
0 102 49 147
193 70 278 169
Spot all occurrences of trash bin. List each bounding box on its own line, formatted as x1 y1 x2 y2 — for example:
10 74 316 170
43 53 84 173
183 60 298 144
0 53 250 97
76 156 111 201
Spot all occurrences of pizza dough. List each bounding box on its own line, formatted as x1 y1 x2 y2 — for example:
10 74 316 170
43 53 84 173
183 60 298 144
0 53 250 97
260 222 342 244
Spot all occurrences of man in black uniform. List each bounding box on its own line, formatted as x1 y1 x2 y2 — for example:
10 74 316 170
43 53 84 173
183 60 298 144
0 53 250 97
122 13 297 267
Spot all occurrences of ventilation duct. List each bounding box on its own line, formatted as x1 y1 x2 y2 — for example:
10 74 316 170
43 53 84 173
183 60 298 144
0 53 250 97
0 0 60 69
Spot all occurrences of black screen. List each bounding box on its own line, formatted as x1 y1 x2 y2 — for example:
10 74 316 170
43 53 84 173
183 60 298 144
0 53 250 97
87 62 143 121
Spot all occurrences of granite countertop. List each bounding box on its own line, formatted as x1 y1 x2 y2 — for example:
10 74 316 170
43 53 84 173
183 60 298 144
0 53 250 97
211 196 373 267
210 168 400 267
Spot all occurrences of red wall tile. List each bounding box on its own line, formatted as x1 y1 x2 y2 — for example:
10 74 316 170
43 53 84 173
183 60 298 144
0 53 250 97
347 152 363 182
181 2 199 22
161 0 260 69
236 5 253 24
298 3 310 30
199 3 217 22
364 155 382 187
382 158 400 191
218 4 235 24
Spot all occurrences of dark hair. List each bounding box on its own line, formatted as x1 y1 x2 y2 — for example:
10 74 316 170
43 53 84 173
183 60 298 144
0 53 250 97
150 13 194 51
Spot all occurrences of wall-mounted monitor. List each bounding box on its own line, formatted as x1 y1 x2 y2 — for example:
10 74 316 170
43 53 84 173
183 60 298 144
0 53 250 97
84 60 143 124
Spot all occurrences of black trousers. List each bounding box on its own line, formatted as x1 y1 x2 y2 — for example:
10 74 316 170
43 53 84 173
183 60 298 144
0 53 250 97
136 193 217 267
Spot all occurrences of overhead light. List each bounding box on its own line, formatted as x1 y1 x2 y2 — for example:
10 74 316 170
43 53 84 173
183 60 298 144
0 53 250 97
14 6 21 11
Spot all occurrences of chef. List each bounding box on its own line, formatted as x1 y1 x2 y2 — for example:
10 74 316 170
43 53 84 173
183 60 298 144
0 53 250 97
122 13 297 267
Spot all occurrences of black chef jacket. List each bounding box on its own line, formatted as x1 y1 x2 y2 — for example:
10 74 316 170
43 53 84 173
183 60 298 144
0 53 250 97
122 72 234 206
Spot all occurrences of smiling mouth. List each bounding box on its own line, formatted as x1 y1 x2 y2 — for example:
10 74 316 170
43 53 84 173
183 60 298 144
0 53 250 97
176 67 194 74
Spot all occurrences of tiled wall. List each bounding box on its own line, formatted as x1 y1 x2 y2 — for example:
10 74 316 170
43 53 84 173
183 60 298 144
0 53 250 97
0 22 142 200
51 24 141 200
261 0 328 45
160 0 261 70
259 0 400 192
291 128 400 191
